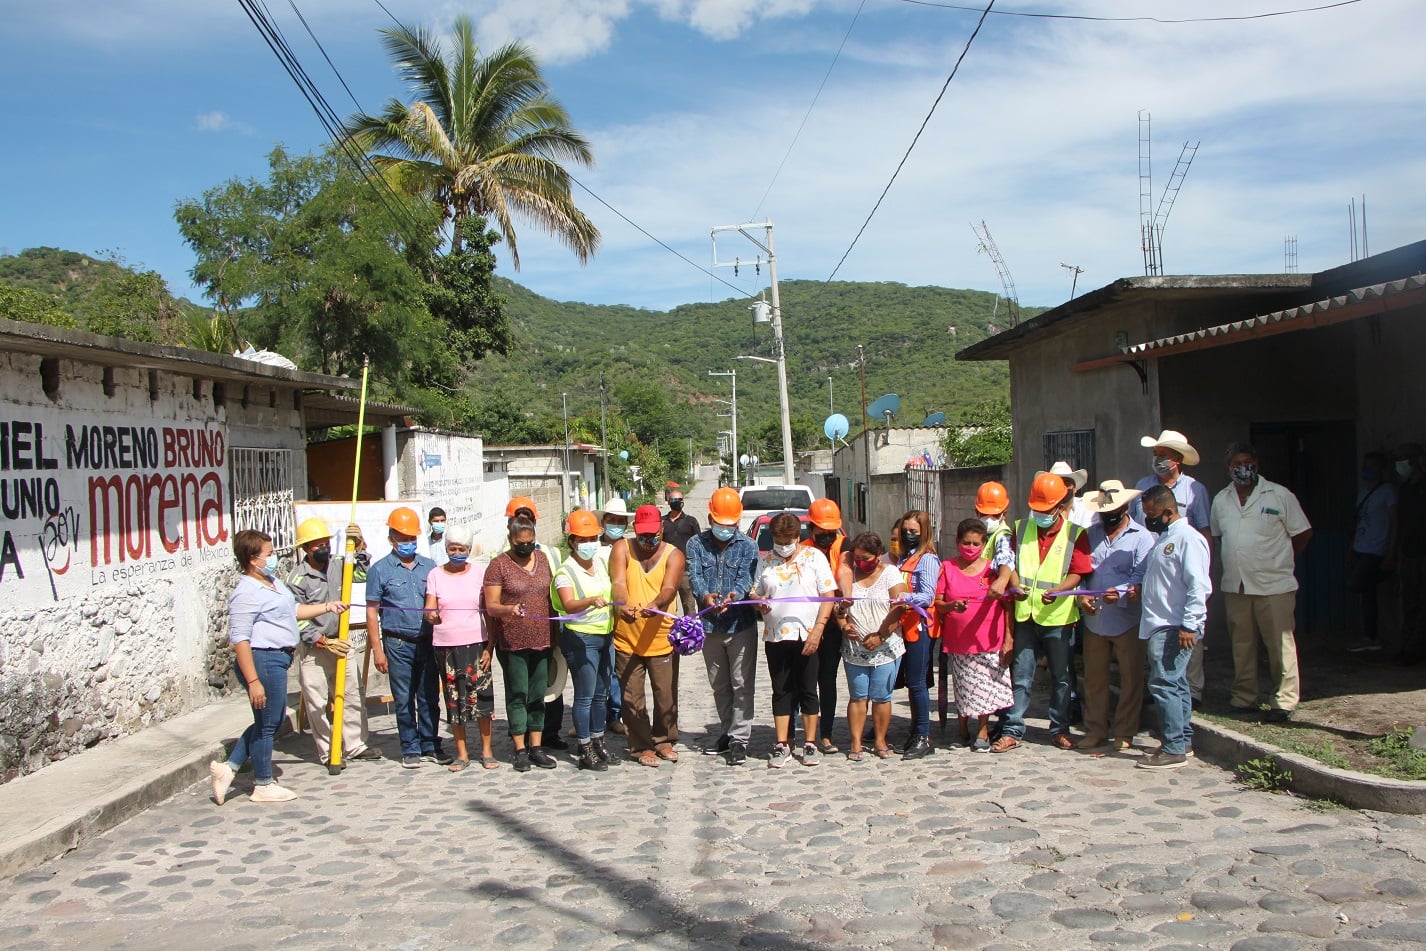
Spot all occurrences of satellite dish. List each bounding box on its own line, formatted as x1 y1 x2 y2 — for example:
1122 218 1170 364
618 450 629 460
824 413 850 441
923 411 946 426
867 393 901 427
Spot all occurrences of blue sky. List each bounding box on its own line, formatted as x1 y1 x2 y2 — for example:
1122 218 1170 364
1 0 1421 313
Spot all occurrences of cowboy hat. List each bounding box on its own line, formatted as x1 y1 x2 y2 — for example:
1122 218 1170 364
1084 479 1143 513
1045 460 1089 491
599 498 632 518
1140 429 1200 467
543 650 568 703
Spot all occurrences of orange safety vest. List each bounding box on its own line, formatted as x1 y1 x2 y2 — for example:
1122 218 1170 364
898 549 940 643
801 533 844 575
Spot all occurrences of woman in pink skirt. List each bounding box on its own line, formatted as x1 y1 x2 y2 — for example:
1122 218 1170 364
934 518 1015 751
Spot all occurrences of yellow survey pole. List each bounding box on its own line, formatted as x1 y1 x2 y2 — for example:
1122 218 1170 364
328 356 370 774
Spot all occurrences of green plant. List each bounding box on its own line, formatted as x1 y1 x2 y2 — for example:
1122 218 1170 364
1367 729 1426 781
1282 737 1351 771
1237 757 1293 792
1302 796 1348 813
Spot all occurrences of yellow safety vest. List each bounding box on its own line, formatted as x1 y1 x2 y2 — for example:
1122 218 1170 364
1013 519 1083 627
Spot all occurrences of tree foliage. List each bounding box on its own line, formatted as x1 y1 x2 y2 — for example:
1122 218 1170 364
0 281 77 328
940 398 1013 467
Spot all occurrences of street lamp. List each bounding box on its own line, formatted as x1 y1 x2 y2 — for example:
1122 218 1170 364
712 220 795 485
708 369 737 487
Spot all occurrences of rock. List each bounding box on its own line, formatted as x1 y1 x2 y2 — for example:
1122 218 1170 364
990 892 1055 920
1258 915 1341 938
1409 727 1426 750
1051 908 1118 929
1089 931 1153 945
1376 877 1426 899
1354 921 1426 943
932 923 987 948
1308 879 1376 903
1230 938 1302 951
1191 891 1251 912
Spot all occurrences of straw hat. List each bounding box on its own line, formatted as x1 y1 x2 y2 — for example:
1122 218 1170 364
1140 429 1200 466
1043 460 1089 491
1084 479 1143 513
599 498 632 518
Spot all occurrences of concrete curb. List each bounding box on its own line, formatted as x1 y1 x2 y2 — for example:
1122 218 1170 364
0 696 254 880
1192 716 1426 814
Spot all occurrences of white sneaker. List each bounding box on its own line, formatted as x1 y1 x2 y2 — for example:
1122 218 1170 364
250 782 298 803
209 761 234 805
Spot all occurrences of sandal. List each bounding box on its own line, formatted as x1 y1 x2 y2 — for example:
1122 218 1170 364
477 756 500 769
990 736 1019 754
873 747 894 759
655 744 680 762
1052 733 1075 751
819 739 841 755
635 750 660 768
846 750 864 762
447 758 470 772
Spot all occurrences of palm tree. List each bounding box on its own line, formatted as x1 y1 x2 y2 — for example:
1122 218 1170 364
341 16 599 267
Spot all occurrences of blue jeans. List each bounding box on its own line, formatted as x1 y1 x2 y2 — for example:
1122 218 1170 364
604 636 622 725
845 659 901 703
1146 626 1195 754
562 627 613 741
384 635 441 756
901 628 932 739
227 647 293 784
1003 621 1074 740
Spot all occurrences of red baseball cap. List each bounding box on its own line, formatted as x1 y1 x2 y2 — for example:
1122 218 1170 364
633 504 662 534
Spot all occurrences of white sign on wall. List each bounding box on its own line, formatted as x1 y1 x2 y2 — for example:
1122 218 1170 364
407 431 485 529
0 410 230 604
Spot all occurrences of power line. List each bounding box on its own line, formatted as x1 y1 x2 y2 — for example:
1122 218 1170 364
749 0 868 221
823 0 995 284
894 0 1363 24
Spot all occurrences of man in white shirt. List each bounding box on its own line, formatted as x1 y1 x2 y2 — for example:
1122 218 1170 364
1211 443 1312 723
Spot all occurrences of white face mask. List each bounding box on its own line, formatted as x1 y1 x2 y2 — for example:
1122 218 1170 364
772 542 798 558
1398 460 1414 479
982 516 1002 532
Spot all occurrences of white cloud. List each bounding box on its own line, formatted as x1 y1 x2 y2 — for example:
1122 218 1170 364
193 110 251 134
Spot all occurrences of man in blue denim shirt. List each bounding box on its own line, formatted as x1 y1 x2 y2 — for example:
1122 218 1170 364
686 487 760 765
365 506 444 769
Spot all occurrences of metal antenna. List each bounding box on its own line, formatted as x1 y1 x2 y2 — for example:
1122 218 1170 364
1139 110 1154 275
970 220 1020 326
1150 139 1198 274
1284 235 1298 273
1060 262 1084 299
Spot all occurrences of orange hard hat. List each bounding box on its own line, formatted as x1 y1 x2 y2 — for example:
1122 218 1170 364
1027 472 1069 512
808 498 842 530
565 509 599 537
505 496 538 519
386 506 421 536
974 481 1010 515
708 487 743 525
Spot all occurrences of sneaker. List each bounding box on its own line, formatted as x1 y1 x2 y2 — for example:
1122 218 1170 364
607 720 628 735
513 749 532 773
1348 639 1381 653
1263 708 1292 723
423 749 454 766
542 736 570 752
528 747 558 770
209 761 235 805
972 737 991 753
1136 750 1189 770
801 743 821 767
703 735 731 756
767 743 792 769
250 782 298 802
902 735 934 761
350 747 384 761
401 754 422 769
727 741 748 766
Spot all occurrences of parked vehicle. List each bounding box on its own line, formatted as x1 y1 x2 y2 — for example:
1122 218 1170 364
737 484 815 533
749 511 811 553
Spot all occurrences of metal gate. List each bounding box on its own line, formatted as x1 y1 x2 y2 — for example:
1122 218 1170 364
906 467 944 539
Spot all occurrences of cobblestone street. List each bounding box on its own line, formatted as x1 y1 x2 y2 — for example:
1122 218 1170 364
4 676 1426 951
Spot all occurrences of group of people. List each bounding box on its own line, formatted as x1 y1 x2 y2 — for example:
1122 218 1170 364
213 425 1360 802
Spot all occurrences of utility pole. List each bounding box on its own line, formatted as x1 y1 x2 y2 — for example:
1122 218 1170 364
712 220 794 484
858 344 871 526
599 372 608 508
561 392 571 515
708 369 738 487
828 376 834 452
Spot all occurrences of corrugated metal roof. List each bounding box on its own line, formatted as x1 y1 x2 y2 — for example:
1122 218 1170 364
1123 274 1426 357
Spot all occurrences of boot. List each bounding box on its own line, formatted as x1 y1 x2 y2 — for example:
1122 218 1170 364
577 740 607 771
590 736 612 765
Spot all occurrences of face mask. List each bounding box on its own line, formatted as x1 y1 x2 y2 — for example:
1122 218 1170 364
982 515 1003 533
1398 460 1414 479
262 553 279 576
853 557 878 574
1100 510 1126 531
1031 510 1058 529
773 542 798 558
310 545 331 563
711 525 736 542
1361 467 1379 483
576 541 601 560
1230 463 1258 487
958 543 984 561
814 531 838 548
603 524 626 540
446 553 469 566
1144 513 1170 534
511 541 537 558
394 541 418 559
901 531 922 550
1152 456 1176 476
430 523 446 536
669 498 684 511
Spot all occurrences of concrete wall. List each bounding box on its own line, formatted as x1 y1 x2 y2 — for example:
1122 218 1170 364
0 352 307 781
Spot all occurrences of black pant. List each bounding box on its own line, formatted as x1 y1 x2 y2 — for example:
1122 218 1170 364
817 619 843 741
1348 552 1385 640
766 639 819 719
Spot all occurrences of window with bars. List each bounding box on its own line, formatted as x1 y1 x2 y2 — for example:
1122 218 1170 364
230 448 298 552
1042 430 1096 478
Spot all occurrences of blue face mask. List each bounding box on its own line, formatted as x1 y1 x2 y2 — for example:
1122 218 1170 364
711 524 736 542
603 524 626 540
576 541 601 561
262 553 279 576
1031 510 1058 529
431 523 446 536
446 552 468 566
395 541 418 558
